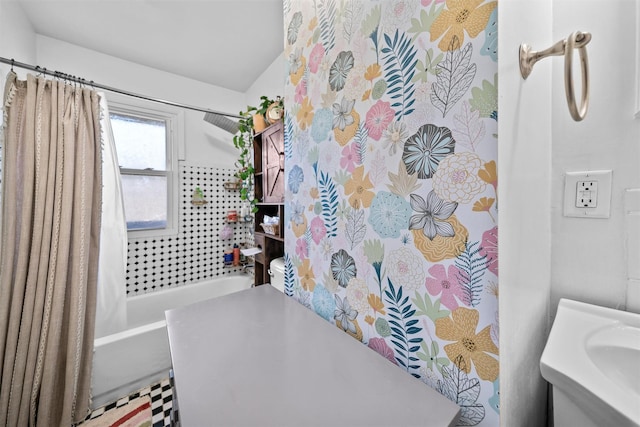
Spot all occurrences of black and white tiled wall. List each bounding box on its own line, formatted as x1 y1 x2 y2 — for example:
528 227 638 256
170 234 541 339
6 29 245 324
126 165 252 295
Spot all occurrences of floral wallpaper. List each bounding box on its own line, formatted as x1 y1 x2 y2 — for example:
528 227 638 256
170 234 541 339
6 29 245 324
283 0 498 425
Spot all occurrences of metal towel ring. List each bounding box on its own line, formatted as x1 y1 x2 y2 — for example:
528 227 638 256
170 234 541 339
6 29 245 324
564 31 589 121
519 31 592 121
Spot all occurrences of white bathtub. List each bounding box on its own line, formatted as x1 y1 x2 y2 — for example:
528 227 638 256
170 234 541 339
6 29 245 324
91 275 253 409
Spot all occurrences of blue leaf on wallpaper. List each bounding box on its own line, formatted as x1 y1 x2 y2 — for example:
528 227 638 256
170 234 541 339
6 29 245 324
489 378 500 414
384 279 423 373
284 253 295 297
455 241 489 308
319 171 338 237
317 0 336 53
381 30 418 118
481 8 498 61
437 356 485 426
361 5 381 62
431 37 477 118
284 115 294 161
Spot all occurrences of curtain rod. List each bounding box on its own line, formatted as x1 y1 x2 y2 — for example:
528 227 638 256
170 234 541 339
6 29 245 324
0 56 242 119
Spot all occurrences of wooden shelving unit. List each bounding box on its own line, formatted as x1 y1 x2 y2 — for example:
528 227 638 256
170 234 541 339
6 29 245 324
252 121 285 286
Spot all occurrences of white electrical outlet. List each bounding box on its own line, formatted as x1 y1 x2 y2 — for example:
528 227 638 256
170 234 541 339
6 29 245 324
575 180 597 207
563 170 612 218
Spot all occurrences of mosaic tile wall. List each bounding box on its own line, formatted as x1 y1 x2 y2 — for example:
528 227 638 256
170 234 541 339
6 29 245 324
126 165 251 295
283 1 499 425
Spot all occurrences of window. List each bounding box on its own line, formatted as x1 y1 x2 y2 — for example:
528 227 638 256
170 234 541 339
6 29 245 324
108 94 183 236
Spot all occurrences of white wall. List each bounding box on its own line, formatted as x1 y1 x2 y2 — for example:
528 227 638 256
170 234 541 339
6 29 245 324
35 35 246 169
0 2 36 91
498 0 553 426
8 1 638 425
0 2 36 65
245 52 285 107
499 1 640 425
550 0 640 313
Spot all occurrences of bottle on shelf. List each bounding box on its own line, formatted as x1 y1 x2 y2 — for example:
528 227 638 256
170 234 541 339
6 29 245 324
233 244 240 266
224 248 233 266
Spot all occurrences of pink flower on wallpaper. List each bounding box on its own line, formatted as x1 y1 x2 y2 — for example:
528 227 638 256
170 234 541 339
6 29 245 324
308 43 326 74
365 100 395 141
340 143 361 173
368 337 397 365
294 80 307 104
309 216 327 244
295 237 308 259
480 226 498 276
425 264 466 311
421 0 445 5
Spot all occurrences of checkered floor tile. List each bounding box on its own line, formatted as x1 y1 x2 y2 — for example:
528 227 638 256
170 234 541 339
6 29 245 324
150 378 173 426
81 378 173 427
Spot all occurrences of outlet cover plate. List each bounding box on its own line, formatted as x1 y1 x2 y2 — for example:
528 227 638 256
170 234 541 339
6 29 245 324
564 170 612 218
575 180 598 207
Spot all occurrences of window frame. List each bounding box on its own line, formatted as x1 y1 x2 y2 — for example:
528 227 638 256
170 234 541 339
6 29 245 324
106 92 184 238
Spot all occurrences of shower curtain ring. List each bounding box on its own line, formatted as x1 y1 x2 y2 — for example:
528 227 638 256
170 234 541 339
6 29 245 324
564 31 590 121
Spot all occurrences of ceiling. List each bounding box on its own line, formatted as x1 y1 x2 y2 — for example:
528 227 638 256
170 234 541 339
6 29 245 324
16 0 284 92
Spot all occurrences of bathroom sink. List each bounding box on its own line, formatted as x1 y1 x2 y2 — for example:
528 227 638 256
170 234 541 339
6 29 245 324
541 299 640 427
586 324 640 396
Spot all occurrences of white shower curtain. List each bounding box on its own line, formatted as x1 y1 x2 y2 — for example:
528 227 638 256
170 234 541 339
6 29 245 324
95 93 127 338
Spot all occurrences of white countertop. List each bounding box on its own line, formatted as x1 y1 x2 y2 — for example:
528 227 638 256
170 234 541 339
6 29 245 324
166 285 460 427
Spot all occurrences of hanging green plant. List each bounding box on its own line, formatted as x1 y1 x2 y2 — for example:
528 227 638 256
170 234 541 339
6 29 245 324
233 109 258 213
232 95 284 214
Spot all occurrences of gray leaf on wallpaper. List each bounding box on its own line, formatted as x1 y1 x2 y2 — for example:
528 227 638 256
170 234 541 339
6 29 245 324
437 358 485 426
431 38 477 118
369 151 387 187
342 0 365 43
345 208 366 249
287 11 303 45
453 101 486 151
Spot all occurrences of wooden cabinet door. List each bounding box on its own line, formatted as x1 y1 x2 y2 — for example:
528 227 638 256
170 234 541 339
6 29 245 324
262 121 284 203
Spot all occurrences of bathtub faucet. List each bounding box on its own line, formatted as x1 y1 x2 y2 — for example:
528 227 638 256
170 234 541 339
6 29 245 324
242 264 254 275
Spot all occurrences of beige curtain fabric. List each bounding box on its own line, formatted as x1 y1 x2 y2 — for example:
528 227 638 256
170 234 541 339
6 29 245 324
0 72 102 426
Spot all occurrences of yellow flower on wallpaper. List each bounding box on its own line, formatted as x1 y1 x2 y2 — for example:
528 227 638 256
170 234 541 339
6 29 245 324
478 160 497 191
430 0 497 51
290 56 307 86
364 63 382 81
344 165 375 209
333 110 360 146
336 318 363 341
435 307 499 381
367 293 386 315
297 258 316 291
308 16 318 31
472 196 496 223
412 215 468 262
309 187 319 199
472 197 494 213
296 97 314 130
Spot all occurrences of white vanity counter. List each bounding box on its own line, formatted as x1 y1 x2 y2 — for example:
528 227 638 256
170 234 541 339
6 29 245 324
166 285 460 427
